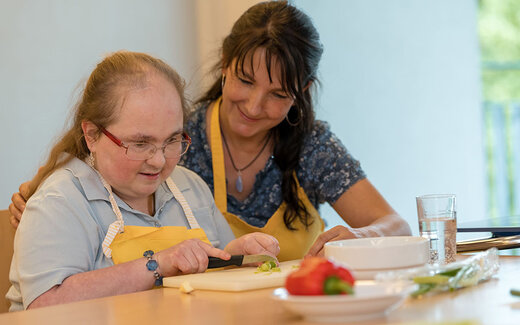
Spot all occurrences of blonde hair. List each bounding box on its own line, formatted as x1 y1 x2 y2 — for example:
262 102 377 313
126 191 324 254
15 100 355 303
27 51 187 199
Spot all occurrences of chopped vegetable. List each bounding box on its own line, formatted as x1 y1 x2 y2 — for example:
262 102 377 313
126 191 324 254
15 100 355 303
410 283 436 297
414 275 451 285
285 257 355 296
255 260 281 274
411 267 467 297
179 281 194 294
511 288 520 297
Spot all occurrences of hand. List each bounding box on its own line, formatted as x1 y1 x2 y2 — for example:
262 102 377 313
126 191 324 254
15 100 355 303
225 232 280 264
8 182 30 229
306 225 362 257
156 239 231 276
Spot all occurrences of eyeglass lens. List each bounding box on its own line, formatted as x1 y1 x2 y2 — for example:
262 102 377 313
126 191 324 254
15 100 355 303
126 141 189 160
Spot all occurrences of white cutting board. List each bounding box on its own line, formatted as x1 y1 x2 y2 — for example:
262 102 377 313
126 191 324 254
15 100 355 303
163 260 300 292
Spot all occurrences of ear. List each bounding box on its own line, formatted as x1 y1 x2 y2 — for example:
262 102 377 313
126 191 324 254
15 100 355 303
81 120 99 152
303 81 313 92
221 65 230 77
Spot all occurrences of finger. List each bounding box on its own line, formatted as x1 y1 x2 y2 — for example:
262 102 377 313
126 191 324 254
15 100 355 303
171 239 208 274
175 248 200 275
194 243 231 273
314 247 326 257
255 234 280 255
242 237 265 256
243 240 278 267
308 226 358 257
8 203 22 230
306 235 341 258
193 240 223 273
19 182 31 200
8 213 19 229
201 242 231 260
245 234 280 256
306 229 340 256
191 244 211 274
307 235 327 256
8 203 20 222
10 193 25 219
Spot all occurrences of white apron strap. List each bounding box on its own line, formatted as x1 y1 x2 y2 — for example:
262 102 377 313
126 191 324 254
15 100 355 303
95 170 125 259
97 170 200 259
166 177 200 229
101 220 123 259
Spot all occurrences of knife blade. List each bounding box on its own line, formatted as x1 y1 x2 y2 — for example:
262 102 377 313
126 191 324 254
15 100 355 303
207 254 276 269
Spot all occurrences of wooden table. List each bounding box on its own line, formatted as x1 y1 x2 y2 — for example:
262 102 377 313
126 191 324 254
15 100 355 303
1 256 519 325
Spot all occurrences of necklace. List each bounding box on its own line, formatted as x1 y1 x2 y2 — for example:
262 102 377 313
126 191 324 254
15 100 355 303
221 129 272 193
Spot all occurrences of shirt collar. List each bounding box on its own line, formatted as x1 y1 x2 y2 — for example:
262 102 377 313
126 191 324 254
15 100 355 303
64 157 110 201
64 157 179 212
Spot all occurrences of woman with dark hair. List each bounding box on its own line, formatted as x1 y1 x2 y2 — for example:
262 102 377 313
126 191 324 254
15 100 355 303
180 1 410 260
9 1 411 261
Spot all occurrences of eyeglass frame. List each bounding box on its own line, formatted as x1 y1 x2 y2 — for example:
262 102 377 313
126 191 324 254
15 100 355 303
98 125 191 161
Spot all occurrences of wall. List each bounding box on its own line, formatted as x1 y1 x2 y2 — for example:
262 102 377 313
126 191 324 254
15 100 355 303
193 0 261 94
0 0 198 208
0 0 264 210
0 0 486 237
297 0 486 233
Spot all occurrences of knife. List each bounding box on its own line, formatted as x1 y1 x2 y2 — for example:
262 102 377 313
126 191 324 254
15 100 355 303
207 254 276 269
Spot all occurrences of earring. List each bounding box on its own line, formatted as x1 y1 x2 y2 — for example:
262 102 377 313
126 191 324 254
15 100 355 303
221 74 226 89
87 152 95 168
285 106 303 126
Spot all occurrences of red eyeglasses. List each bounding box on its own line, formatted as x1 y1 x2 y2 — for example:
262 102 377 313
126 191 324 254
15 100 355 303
99 126 191 161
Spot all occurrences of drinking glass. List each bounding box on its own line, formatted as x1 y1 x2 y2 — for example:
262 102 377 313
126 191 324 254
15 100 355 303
416 194 457 264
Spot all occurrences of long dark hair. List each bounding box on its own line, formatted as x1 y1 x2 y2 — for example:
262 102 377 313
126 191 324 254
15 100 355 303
198 1 323 230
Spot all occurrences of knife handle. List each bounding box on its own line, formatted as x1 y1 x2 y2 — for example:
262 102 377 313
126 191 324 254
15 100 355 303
207 255 244 269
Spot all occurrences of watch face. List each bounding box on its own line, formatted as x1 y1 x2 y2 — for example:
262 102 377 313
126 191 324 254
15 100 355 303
146 259 159 271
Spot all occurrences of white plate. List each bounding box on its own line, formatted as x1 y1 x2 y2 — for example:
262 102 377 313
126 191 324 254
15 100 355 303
271 281 416 323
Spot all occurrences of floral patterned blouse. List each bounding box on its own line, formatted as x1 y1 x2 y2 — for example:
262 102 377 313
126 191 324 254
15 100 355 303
179 101 366 227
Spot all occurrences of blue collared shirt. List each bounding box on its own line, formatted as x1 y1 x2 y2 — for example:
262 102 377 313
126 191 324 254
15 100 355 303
7 157 235 311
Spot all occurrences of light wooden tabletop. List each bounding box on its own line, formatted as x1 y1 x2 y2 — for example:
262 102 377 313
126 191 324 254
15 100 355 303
1 256 519 325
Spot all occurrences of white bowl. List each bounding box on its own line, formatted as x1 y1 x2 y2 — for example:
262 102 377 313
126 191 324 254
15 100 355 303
324 236 429 272
271 282 416 323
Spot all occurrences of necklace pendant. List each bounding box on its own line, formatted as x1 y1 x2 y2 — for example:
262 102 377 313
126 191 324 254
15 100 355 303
236 172 243 193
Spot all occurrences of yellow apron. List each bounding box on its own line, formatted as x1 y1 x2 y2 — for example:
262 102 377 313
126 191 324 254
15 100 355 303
98 175 211 265
210 99 324 261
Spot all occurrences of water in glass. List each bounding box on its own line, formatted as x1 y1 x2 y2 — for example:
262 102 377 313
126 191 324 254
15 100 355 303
419 213 456 264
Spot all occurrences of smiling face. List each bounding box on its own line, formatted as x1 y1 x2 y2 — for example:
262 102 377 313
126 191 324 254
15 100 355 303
85 73 183 207
220 48 295 140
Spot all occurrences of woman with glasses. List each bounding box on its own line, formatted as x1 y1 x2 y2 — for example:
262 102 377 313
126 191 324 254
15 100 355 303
6 51 279 311
9 1 411 261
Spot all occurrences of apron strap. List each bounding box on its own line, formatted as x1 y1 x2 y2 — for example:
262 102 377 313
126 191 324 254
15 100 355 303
97 165 200 258
210 98 228 213
93 168 126 259
166 177 200 229
101 220 123 258
96 170 125 230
